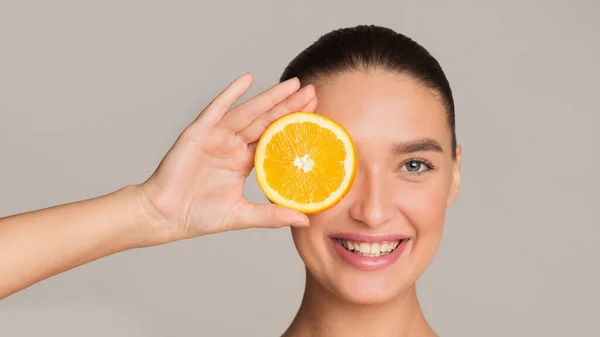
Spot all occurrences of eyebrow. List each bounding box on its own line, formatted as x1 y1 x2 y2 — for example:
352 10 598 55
391 138 444 155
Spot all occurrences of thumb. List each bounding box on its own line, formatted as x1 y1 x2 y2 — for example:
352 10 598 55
230 201 310 230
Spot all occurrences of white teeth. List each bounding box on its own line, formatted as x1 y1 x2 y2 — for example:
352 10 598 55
336 239 406 257
371 243 380 256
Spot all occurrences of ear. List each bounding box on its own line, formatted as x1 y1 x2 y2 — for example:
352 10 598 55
446 145 462 207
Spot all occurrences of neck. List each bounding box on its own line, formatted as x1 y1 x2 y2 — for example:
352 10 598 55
283 271 436 337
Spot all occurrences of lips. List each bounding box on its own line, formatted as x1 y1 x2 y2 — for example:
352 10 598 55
329 233 410 271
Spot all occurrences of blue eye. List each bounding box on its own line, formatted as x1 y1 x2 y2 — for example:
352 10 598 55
397 158 435 175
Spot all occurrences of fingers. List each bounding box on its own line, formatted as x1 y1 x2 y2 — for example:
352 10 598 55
301 95 318 113
215 77 301 133
196 73 254 127
237 84 316 144
229 201 310 230
247 141 257 154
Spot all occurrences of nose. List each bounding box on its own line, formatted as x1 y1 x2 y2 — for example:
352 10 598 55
349 167 395 228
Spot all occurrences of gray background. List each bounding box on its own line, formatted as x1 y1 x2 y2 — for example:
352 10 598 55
1 0 598 336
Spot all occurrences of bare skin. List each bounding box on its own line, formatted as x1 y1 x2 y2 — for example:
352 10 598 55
282 274 437 337
0 73 317 300
0 71 460 337
282 70 461 337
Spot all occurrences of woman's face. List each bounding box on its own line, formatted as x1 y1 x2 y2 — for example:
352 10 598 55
290 70 461 304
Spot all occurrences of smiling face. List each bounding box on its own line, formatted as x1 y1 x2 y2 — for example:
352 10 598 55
290 70 461 304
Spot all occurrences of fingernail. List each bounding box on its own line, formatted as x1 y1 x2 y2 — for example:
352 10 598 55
304 84 315 92
290 222 309 227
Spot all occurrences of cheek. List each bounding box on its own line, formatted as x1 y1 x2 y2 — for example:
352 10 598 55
397 177 450 233
395 177 450 278
290 207 339 264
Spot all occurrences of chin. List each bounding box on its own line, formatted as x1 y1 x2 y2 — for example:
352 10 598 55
293 228 428 306
325 243 422 305
327 269 416 305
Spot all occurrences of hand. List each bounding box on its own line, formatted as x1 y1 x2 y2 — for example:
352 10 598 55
137 73 316 244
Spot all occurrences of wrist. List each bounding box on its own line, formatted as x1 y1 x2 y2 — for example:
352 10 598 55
126 183 182 247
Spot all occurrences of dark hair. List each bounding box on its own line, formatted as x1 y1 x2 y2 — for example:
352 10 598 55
280 25 457 157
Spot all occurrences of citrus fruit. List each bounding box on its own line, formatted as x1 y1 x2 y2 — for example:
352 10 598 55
254 112 357 213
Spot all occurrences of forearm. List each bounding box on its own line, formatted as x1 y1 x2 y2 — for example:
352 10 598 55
0 185 150 299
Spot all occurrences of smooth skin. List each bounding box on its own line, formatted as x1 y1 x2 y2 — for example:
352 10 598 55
0 73 317 300
284 71 461 337
0 70 461 337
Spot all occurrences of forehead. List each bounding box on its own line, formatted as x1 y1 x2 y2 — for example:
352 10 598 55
313 71 450 152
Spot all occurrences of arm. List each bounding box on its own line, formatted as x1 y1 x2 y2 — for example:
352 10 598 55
0 185 150 299
0 73 313 300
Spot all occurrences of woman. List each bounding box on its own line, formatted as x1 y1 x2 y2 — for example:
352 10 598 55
0 25 461 336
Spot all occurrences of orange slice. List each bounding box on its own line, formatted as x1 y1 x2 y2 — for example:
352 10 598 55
254 112 357 213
